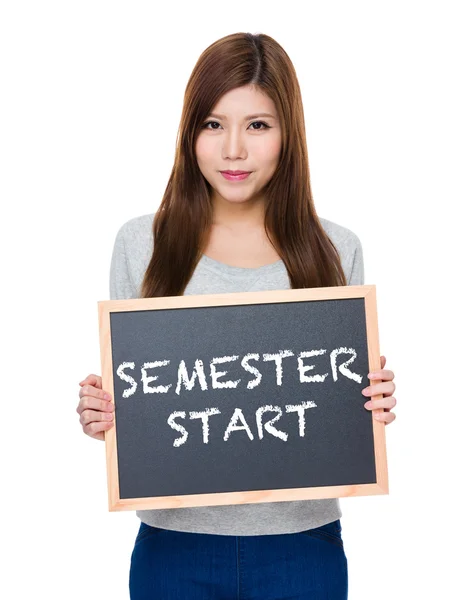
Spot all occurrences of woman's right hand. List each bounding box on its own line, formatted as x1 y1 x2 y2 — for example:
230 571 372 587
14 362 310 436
77 374 115 441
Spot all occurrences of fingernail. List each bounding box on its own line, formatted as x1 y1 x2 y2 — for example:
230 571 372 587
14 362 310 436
364 401 372 409
368 373 377 379
104 413 113 420
104 394 110 400
374 413 382 421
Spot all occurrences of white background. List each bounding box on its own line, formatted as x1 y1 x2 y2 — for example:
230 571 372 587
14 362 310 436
1 1 461 598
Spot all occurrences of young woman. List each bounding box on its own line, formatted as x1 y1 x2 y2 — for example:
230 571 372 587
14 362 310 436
76 32 397 600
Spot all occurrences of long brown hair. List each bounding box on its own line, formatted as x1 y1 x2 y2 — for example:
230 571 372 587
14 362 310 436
141 32 347 298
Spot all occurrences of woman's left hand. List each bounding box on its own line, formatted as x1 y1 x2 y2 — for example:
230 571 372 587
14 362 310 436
362 355 397 425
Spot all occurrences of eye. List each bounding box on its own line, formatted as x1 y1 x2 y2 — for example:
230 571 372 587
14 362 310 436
201 121 221 130
201 120 271 130
249 121 270 130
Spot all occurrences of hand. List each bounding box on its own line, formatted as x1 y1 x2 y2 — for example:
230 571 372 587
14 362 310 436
362 355 396 425
76 374 115 441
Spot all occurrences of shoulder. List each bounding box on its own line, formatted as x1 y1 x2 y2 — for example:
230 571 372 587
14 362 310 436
318 217 364 285
115 212 156 265
318 216 363 257
110 212 156 298
116 212 155 244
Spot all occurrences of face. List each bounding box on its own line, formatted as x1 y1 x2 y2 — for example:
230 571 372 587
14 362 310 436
195 85 282 210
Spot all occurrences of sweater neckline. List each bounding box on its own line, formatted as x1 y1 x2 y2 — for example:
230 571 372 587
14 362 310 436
200 253 284 275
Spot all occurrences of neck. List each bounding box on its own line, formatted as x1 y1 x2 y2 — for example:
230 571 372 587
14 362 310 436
211 193 266 229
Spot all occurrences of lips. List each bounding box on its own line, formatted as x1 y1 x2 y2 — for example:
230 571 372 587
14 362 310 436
220 171 252 181
220 170 251 175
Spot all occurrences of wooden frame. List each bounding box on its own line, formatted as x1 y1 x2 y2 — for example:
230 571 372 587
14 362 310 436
98 284 388 511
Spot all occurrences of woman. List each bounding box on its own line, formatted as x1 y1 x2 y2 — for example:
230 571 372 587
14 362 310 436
76 32 397 599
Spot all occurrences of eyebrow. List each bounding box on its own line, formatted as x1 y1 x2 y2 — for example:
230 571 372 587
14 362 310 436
207 112 277 120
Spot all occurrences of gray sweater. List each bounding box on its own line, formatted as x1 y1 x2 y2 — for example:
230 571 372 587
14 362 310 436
109 212 365 535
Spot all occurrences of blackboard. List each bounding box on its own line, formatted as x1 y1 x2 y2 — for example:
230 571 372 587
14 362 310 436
98 286 388 511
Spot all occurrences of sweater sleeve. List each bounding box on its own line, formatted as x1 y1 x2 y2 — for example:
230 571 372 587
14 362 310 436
347 235 365 286
109 223 136 300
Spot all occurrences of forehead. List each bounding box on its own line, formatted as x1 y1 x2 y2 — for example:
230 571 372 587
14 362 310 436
209 85 277 119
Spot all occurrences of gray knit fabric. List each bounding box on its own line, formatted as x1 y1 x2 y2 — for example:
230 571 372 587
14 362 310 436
109 212 364 535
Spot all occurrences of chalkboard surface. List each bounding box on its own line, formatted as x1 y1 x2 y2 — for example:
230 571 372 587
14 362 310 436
98 286 388 511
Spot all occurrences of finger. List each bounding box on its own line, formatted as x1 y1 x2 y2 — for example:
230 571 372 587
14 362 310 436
79 374 102 389
362 381 396 397
373 410 396 425
364 396 396 411
80 408 114 426
368 369 395 381
83 420 114 438
78 382 112 402
77 394 115 415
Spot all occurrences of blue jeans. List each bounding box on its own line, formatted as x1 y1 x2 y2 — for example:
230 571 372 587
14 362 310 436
129 519 348 599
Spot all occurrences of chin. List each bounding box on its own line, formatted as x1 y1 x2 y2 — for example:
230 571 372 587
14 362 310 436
217 192 255 204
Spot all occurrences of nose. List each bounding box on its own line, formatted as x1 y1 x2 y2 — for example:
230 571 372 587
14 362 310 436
222 127 247 161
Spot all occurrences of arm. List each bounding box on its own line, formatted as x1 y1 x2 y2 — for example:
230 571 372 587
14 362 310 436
347 234 365 286
109 223 136 300
349 234 397 425
76 222 135 441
